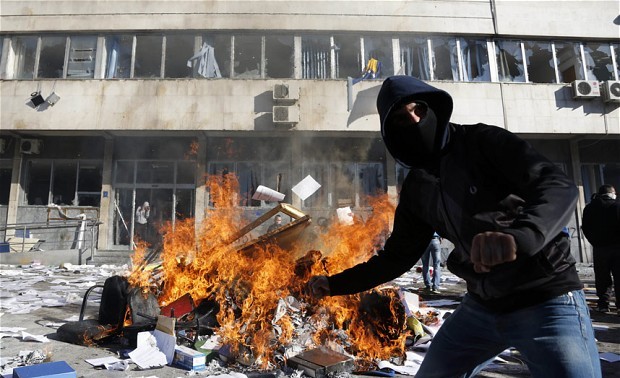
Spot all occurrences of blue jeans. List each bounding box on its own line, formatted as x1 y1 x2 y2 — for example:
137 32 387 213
416 290 601 378
422 238 441 290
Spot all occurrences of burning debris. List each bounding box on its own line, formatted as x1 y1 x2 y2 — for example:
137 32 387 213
58 173 435 373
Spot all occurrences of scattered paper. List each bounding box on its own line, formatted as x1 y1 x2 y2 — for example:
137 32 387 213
128 344 167 370
336 207 354 225
252 185 285 202
291 175 321 201
86 356 123 367
600 352 620 363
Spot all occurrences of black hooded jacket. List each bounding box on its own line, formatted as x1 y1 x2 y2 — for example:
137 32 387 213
328 76 582 312
582 194 620 247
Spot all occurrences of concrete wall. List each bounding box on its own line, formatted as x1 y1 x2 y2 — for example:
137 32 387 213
2 79 617 135
1 1 618 39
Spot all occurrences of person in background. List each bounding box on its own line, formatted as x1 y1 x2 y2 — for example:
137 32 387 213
267 214 282 233
421 232 442 294
135 201 150 242
582 184 620 314
306 75 601 377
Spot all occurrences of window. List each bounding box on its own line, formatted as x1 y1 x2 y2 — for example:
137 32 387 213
495 40 525 82
431 37 458 81
302 35 332 79
613 43 620 80
105 35 133 79
0 160 12 205
554 41 584 83
38 36 66 78
233 35 262 78
26 160 52 205
458 38 490 82
524 41 556 83
164 34 195 78
363 36 394 79
301 163 329 208
265 35 294 79
9 36 37 79
583 42 614 81
400 36 430 80
67 36 97 78
25 160 102 206
52 161 77 205
334 34 361 79
134 35 163 78
199 34 230 78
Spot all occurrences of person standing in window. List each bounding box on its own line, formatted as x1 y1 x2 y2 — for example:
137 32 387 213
582 184 620 314
421 232 442 294
306 76 601 377
135 201 150 242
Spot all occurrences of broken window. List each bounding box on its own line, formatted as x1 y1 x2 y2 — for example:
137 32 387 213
137 161 174 184
583 42 614 81
554 41 584 83
0 160 12 205
458 38 490 82
52 161 77 205
302 35 331 79
301 163 329 208
67 35 97 78
431 37 458 81
200 34 231 78
9 36 37 79
104 35 133 79
495 40 525 82
77 162 102 206
265 35 294 79
263 161 290 204
25 160 52 205
363 36 394 79
38 36 66 78
357 163 385 206
400 36 430 80
164 34 195 78
134 35 163 78
613 43 620 80
334 34 361 79
331 162 356 208
233 35 262 78
524 40 556 83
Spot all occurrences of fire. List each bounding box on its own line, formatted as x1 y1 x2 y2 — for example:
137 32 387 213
128 173 403 369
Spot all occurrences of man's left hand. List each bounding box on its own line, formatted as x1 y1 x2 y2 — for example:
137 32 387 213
470 232 517 273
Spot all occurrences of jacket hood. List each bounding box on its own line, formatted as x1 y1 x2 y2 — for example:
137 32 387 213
377 76 453 168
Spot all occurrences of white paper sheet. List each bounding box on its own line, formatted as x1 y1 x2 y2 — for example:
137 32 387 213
291 175 321 201
128 344 167 370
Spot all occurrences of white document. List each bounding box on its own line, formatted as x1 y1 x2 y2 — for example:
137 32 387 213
86 356 123 367
153 329 176 364
128 344 167 370
291 175 321 201
336 206 354 225
252 185 285 202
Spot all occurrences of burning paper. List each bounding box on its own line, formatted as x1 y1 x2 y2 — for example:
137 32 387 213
336 207 354 225
292 175 321 201
252 185 285 202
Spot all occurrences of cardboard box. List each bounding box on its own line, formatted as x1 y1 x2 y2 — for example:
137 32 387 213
13 361 76 378
173 345 206 371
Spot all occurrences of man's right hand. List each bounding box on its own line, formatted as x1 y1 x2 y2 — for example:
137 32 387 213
306 275 330 299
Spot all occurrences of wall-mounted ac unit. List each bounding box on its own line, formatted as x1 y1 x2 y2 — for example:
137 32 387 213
20 139 42 154
273 84 299 102
273 106 300 124
601 80 620 102
571 80 600 99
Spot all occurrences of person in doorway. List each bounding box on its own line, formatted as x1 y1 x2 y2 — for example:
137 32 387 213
306 76 601 377
582 184 620 314
421 232 442 294
267 214 282 233
135 201 150 242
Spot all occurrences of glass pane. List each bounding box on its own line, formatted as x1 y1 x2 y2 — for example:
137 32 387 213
265 35 294 79
523 41 555 83
177 161 196 184
555 41 584 83
358 163 385 206
175 189 195 220
614 43 620 80
113 189 133 246
263 161 290 204
583 42 614 81
0 161 11 205
234 35 262 78
201 34 230 78
400 36 430 80
302 163 328 208
334 34 361 79
52 161 77 205
78 162 102 192
165 34 195 78
105 35 133 79
363 36 393 79
458 38 490 82
11 36 37 79
115 161 135 184
495 40 525 82
134 35 163 78
431 37 459 81
38 36 66 78
331 163 355 208
67 35 97 78
237 162 260 206
302 36 331 79
26 160 51 205
137 161 174 184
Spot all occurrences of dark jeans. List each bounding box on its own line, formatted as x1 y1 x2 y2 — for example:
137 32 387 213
593 244 620 309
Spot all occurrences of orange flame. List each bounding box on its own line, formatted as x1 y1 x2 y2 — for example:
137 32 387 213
128 174 403 368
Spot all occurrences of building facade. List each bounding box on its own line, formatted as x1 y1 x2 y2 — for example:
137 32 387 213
1 0 619 261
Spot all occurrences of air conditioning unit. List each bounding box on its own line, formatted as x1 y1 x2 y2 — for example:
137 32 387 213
20 139 42 154
601 80 620 102
273 84 299 102
273 106 300 124
571 80 600 99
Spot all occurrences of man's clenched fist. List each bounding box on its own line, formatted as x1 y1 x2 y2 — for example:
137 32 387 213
470 232 517 273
